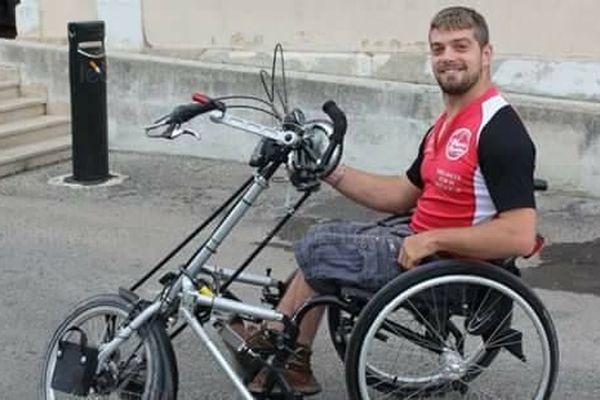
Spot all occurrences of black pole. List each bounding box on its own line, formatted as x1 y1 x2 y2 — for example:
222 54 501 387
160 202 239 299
67 21 110 184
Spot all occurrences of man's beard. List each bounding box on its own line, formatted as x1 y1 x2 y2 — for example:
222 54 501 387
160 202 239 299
434 68 480 95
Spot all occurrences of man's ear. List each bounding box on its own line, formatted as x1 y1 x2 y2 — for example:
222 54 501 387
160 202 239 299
482 44 493 68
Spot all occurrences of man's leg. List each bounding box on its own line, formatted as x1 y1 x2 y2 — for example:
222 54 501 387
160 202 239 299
249 221 409 394
249 270 324 394
271 270 325 346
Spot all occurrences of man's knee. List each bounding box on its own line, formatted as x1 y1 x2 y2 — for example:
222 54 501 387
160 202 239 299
291 267 338 295
305 278 339 295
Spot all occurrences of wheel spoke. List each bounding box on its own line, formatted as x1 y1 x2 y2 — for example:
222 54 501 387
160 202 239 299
349 269 557 400
41 295 172 400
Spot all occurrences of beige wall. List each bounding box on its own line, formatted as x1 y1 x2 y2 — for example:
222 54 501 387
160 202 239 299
19 0 600 58
142 0 600 59
40 0 96 40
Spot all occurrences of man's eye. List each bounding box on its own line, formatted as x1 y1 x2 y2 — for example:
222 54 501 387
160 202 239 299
431 47 444 55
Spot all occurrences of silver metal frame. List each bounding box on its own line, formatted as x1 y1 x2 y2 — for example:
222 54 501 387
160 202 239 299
96 272 285 394
200 264 278 287
181 308 255 400
95 115 296 397
210 111 299 146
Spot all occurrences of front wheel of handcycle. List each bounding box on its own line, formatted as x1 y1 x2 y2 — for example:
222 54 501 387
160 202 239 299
39 293 178 400
345 260 559 400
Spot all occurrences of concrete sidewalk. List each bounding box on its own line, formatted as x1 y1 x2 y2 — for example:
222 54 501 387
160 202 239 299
0 151 599 399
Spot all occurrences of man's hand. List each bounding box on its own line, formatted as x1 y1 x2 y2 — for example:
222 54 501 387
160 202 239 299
398 232 439 269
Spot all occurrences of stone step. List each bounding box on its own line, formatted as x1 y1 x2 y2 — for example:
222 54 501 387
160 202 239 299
0 80 20 101
0 115 70 149
0 97 46 125
0 135 71 178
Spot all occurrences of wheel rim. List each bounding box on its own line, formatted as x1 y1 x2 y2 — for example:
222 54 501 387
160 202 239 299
44 305 155 400
357 275 552 400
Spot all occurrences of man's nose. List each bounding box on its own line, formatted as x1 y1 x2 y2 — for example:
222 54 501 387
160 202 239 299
437 47 459 61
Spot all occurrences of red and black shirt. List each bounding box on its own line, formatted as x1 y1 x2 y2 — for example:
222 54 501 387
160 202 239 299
407 86 536 233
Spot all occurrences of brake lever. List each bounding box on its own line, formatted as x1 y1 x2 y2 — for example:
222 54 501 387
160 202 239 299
145 113 171 129
145 114 201 140
145 114 172 137
170 127 201 140
149 124 202 140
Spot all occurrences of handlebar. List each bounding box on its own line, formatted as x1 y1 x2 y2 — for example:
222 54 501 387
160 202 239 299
169 100 225 125
318 101 347 175
145 97 225 139
146 96 348 188
322 101 347 143
534 178 548 192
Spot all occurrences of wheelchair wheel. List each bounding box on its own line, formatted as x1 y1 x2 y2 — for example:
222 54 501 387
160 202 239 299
345 261 559 400
39 293 177 400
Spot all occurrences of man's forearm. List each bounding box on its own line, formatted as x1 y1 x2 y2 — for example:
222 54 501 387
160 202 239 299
326 165 418 214
421 212 537 260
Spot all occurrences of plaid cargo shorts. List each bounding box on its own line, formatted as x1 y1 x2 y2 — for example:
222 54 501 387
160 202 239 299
294 220 412 293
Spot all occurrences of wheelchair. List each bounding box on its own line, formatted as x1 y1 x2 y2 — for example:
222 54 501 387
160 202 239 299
325 216 559 399
39 45 559 400
262 188 557 400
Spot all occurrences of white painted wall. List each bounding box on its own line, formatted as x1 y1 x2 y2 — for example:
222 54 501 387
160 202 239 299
14 0 600 58
141 0 600 58
40 0 97 40
11 0 600 102
15 0 144 48
15 0 41 38
97 0 144 49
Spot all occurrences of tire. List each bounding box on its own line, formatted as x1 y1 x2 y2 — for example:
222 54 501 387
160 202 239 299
39 293 178 400
345 260 559 400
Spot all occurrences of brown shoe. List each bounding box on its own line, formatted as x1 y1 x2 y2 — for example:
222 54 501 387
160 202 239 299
225 319 275 356
228 318 258 340
245 326 276 353
247 344 322 396
225 319 275 379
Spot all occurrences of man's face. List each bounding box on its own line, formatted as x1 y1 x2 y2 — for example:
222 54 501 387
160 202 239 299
429 28 491 95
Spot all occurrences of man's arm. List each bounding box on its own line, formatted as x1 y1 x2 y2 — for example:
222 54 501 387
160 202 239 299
399 208 537 268
398 106 538 268
326 165 422 214
324 130 427 214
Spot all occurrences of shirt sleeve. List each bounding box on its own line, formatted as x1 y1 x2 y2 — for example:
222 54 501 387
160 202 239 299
478 106 536 212
406 128 431 189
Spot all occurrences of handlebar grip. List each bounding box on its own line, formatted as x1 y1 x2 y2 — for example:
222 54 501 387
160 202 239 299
322 100 347 142
169 100 225 124
316 101 347 176
534 178 548 191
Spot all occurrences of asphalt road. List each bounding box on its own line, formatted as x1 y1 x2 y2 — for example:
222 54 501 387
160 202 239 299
0 152 599 399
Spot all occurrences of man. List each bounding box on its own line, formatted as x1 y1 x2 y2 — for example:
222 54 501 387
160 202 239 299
245 6 537 395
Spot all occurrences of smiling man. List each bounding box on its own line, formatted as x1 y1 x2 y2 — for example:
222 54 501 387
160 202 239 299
241 6 538 395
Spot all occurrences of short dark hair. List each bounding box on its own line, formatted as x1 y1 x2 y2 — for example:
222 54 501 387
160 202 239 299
430 6 489 47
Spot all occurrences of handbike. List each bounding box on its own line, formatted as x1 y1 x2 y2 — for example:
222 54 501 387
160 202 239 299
40 45 559 400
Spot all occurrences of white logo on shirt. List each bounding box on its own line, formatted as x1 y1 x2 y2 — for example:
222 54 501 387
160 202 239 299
446 128 472 161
